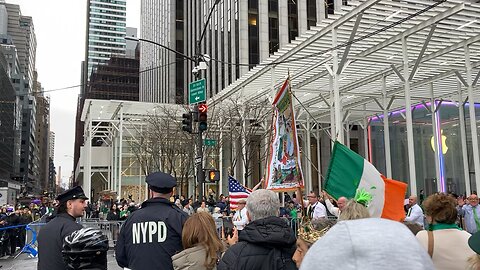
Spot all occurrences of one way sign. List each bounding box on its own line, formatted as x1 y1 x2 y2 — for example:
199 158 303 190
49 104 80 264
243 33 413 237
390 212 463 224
189 79 206 104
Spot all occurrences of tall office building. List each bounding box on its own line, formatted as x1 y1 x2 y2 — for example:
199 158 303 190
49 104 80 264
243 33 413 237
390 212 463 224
33 74 51 193
82 0 127 90
74 0 133 173
140 0 339 104
3 2 36 89
48 131 56 194
1 1 41 193
0 50 17 181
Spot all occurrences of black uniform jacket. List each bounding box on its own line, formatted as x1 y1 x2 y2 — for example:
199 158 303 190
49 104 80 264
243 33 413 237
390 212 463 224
37 213 83 270
116 197 188 270
218 216 297 270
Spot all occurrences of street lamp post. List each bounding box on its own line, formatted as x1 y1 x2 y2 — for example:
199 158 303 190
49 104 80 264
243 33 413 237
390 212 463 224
193 0 221 201
126 0 221 201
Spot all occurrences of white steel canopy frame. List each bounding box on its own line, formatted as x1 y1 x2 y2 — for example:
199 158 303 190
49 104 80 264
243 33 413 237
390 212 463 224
210 0 480 195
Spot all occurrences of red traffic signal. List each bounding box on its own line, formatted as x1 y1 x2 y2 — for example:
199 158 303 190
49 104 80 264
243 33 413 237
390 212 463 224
198 103 208 113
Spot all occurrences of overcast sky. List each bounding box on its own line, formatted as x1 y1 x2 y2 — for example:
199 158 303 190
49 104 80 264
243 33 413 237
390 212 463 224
7 0 140 184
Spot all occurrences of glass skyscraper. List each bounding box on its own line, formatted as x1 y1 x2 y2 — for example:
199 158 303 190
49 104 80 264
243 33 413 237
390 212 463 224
84 0 127 83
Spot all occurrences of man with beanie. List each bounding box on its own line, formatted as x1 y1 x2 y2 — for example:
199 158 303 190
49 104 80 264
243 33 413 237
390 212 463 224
300 218 435 270
37 186 87 270
218 189 297 270
116 171 188 270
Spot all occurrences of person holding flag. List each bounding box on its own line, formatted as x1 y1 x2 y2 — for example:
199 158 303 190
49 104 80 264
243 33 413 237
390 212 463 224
228 176 264 231
228 176 263 211
232 200 248 231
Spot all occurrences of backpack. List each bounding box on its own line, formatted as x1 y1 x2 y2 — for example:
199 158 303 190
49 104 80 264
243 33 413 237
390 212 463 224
260 247 297 270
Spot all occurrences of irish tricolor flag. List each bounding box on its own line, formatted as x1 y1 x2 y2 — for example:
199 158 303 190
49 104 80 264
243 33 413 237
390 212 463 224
325 141 407 221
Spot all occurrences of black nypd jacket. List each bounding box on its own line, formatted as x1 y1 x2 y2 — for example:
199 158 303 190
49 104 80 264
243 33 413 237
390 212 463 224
115 197 188 270
37 213 83 270
218 216 297 270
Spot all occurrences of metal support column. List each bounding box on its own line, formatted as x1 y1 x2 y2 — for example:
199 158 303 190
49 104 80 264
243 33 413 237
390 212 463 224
219 128 224 195
306 116 312 193
458 82 471 195
382 77 392 178
329 76 335 143
430 83 442 192
465 45 480 191
332 28 343 143
84 118 92 201
402 38 417 196
109 132 114 190
363 104 369 160
112 136 117 194
316 127 322 190
346 124 351 148
117 108 123 200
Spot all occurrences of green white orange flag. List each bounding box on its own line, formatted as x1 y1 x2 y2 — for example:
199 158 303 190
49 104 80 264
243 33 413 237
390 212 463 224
325 141 407 221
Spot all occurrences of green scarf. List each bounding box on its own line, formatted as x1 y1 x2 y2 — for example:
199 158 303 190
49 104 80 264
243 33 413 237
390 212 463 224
428 222 462 231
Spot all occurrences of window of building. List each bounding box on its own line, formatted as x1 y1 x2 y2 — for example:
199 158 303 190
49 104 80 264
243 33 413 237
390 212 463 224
307 0 316 30
288 1 298 42
248 0 259 68
268 0 279 55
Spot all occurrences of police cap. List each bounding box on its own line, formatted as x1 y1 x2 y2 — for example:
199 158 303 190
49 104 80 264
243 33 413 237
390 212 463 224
56 186 89 204
146 171 177 193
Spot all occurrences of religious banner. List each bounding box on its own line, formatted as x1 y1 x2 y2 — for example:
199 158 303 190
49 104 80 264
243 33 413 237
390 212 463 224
265 78 304 191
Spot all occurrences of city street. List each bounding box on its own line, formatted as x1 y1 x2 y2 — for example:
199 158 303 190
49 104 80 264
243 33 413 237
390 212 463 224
1 251 122 270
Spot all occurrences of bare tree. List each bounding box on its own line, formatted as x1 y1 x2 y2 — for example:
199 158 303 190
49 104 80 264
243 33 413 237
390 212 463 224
128 105 196 195
205 95 272 185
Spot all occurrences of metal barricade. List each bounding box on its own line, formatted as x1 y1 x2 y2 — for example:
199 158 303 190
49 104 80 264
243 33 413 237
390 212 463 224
80 220 124 248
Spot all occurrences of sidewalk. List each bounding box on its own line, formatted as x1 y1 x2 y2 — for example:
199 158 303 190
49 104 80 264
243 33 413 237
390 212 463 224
0 251 122 270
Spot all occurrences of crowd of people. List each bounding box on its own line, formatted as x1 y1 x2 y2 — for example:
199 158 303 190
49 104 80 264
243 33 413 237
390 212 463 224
0 201 55 259
34 170 480 270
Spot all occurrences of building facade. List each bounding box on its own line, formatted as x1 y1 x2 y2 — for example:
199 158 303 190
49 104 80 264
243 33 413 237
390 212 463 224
48 131 56 195
1 1 49 194
0 50 17 181
33 75 51 193
139 0 340 104
74 0 135 178
82 0 127 86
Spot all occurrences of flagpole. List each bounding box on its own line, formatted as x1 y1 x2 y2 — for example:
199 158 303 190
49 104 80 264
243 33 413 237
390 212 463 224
263 103 276 189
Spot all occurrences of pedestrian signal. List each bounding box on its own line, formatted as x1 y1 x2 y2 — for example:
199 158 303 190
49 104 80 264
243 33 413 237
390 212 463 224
208 170 220 182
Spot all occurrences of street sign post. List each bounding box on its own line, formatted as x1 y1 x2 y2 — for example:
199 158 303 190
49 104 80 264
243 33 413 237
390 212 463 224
189 79 206 104
204 139 217 146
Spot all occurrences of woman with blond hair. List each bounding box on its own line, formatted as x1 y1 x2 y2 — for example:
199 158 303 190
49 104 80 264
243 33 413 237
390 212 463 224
416 193 474 270
172 212 224 270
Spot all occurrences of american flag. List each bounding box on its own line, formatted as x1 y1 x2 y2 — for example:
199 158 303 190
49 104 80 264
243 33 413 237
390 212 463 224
229 176 252 210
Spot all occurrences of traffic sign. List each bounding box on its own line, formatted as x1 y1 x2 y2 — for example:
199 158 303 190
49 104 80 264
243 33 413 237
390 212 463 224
204 139 217 146
189 79 206 104
195 157 202 165
198 103 208 113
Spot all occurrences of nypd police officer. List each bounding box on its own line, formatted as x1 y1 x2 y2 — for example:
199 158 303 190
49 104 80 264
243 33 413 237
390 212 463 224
38 186 87 270
116 171 188 270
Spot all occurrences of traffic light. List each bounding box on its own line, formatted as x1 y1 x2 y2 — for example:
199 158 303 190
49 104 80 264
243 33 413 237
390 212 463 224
182 112 192 133
208 169 220 182
198 103 208 131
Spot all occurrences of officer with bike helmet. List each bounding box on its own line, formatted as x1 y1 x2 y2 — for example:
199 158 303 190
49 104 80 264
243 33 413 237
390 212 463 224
115 171 188 269
38 186 87 270
63 228 109 270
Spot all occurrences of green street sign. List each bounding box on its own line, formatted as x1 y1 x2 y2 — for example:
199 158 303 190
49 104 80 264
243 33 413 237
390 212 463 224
204 139 217 146
189 79 206 104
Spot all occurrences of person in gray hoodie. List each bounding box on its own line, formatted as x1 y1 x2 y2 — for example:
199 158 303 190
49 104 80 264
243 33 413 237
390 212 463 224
300 218 435 270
